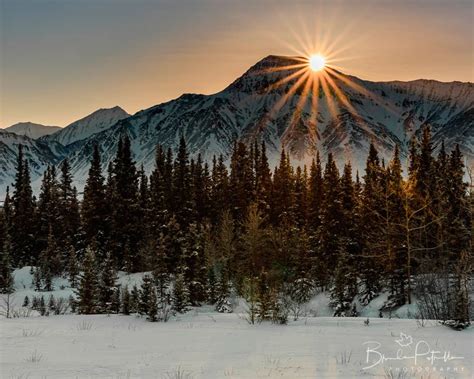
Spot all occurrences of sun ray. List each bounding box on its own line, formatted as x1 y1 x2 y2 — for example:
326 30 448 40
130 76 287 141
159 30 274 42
282 73 313 144
261 63 308 74
267 67 308 92
270 70 310 118
322 71 359 116
307 75 321 145
319 73 339 121
326 67 400 116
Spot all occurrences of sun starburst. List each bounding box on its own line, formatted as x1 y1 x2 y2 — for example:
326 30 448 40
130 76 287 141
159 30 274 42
254 20 400 163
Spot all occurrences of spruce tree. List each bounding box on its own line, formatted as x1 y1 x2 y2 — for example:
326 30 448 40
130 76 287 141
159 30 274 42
173 136 193 227
139 274 155 316
182 223 207 305
121 285 131 315
76 246 99 314
68 246 79 288
10 145 35 266
358 144 384 304
316 153 342 288
147 287 159 322
0 238 14 294
308 152 324 231
82 145 109 253
254 142 272 217
130 285 140 314
172 271 190 314
109 136 140 270
35 166 59 257
271 149 295 225
210 154 230 222
229 142 254 222
58 159 81 250
98 252 118 312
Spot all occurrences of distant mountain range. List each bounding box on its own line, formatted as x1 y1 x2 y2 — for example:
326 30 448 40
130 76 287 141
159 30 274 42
1 55 472 197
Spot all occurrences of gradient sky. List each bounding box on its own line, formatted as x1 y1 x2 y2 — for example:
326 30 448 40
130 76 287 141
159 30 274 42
1 0 473 127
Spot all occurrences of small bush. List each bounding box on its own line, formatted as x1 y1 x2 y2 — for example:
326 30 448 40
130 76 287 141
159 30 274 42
25 350 43 363
76 320 93 331
335 350 352 365
163 366 193 379
21 328 43 337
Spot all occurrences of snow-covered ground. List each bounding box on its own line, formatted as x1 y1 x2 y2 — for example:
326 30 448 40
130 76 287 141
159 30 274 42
1 268 472 378
1 313 472 378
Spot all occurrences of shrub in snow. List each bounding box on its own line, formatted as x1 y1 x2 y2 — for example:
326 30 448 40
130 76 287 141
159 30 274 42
215 297 232 313
271 293 289 325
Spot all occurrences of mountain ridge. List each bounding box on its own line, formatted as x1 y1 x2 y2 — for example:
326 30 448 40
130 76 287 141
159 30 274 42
1 55 472 197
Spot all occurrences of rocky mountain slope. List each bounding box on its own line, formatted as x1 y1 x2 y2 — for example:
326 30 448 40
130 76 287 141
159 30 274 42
1 55 472 197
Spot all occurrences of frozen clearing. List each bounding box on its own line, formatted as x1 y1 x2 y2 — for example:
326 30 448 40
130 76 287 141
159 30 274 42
1 312 472 379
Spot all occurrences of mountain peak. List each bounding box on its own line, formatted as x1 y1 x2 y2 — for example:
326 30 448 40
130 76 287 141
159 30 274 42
225 55 305 94
43 106 130 146
4 122 61 139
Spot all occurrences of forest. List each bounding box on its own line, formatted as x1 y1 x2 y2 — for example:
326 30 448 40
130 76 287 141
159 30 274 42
0 127 471 329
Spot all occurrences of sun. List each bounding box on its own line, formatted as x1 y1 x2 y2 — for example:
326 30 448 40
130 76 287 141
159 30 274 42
309 54 326 71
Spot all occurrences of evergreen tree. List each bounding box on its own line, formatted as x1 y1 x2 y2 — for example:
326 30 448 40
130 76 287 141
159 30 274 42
58 159 81 249
182 223 207 305
149 145 168 235
358 144 384 303
210 154 230 222
68 246 79 288
0 237 14 293
293 166 308 229
229 142 254 222
151 233 171 310
271 149 295 225
254 142 272 217
147 287 159 322
308 152 324 231
10 145 35 266
39 226 62 276
76 246 99 314
111 286 121 314
172 271 190 314
98 252 118 312
121 285 131 315
110 136 140 270
130 285 140 313
82 145 108 253
316 153 342 288
139 274 155 316
35 166 59 256
173 136 193 227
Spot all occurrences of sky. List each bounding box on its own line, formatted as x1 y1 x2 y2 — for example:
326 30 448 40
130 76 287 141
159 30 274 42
0 0 473 127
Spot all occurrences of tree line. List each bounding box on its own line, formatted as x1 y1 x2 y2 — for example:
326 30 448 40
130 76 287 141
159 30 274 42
0 127 471 328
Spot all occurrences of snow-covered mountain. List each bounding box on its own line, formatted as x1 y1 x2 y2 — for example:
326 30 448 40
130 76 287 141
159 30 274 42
0 107 128 197
64 56 473 192
41 106 129 147
3 122 61 139
1 55 472 198
0 130 67 195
